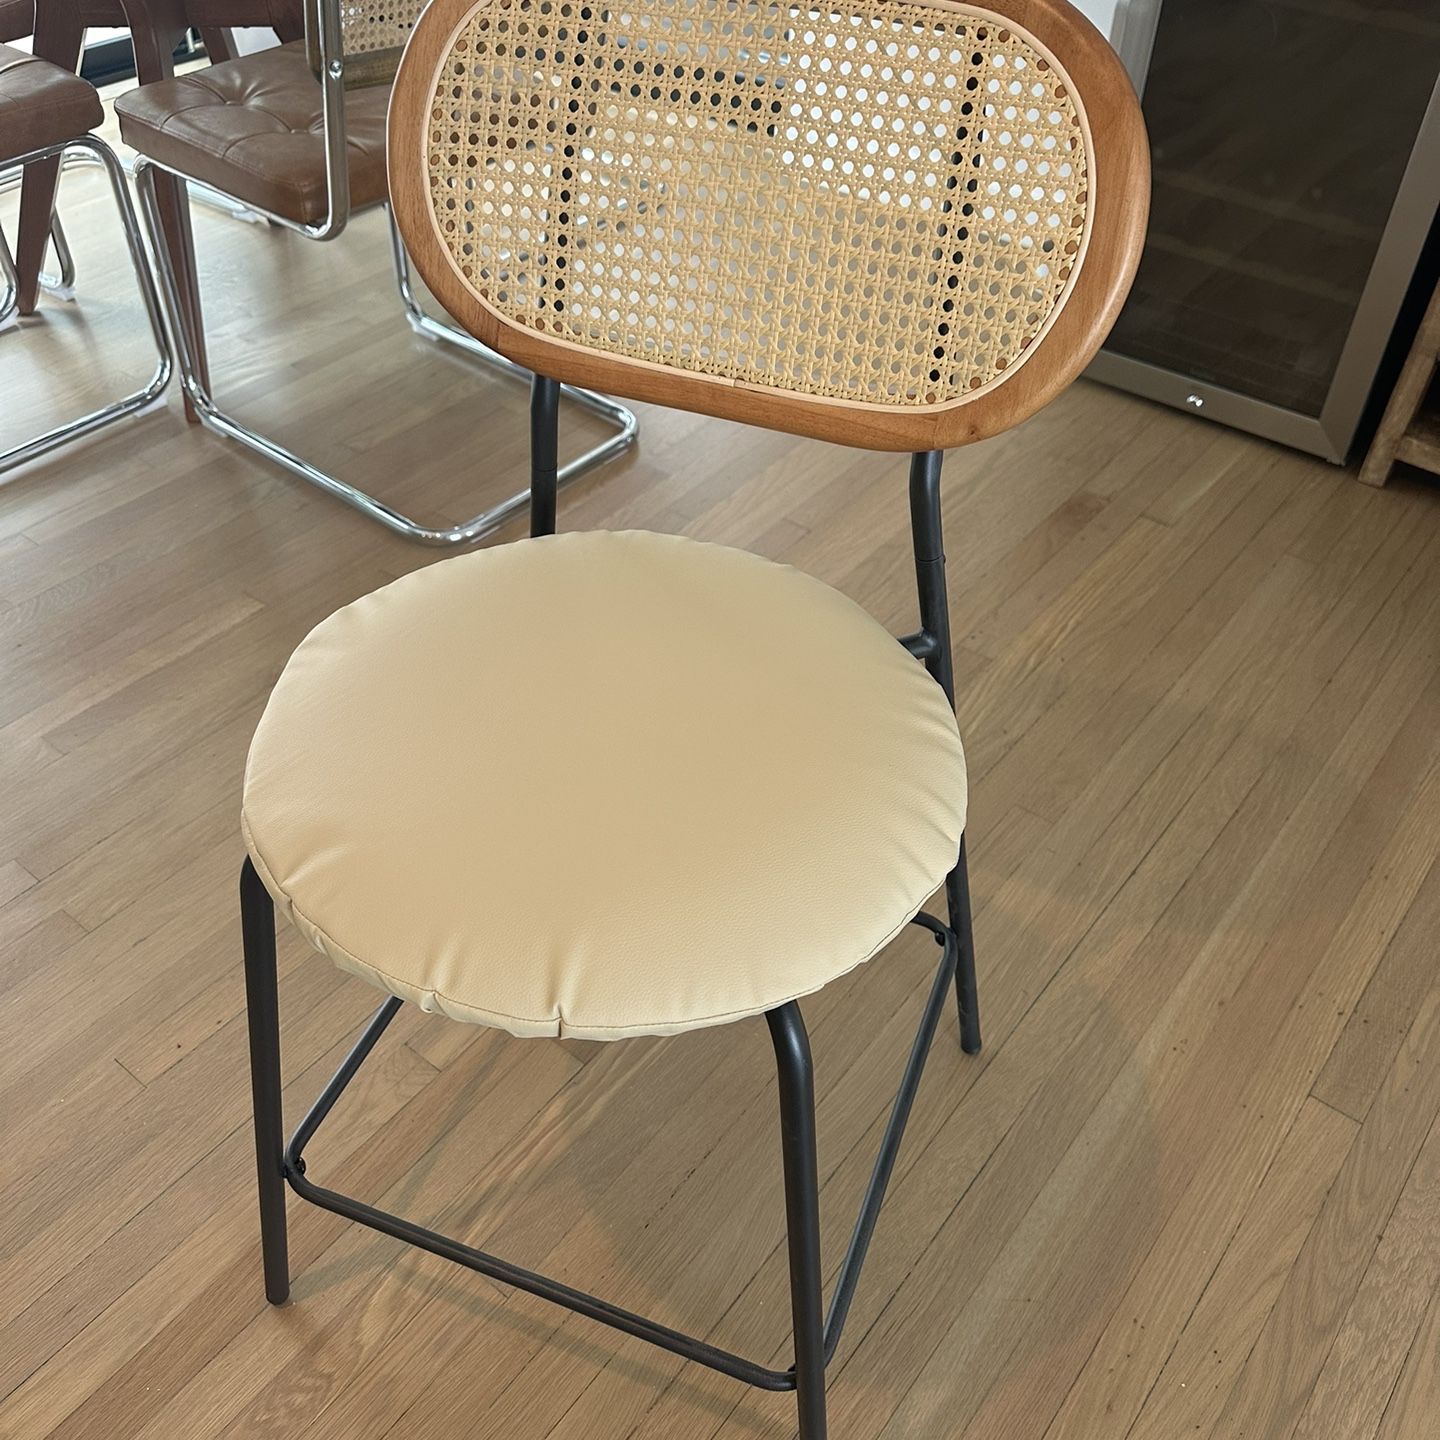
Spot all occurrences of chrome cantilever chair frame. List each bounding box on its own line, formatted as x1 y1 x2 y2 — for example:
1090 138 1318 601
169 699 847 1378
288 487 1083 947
1 134 171 475
1 147 118 301
129 0 637 546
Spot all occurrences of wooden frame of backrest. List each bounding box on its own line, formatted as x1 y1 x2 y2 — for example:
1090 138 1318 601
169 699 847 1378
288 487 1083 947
389 0 1148 452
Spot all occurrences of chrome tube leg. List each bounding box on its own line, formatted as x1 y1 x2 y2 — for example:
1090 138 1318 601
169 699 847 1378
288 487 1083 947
767 1003 828 1440
240 858 290 1306
0 226 17 327
0 138 172 476
909 449 982 1054
40 211 77 296
385 205 639 491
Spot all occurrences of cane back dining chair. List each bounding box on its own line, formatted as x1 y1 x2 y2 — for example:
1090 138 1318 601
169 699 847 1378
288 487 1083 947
1 38 171 472
237 1 1147 1435
9 0 233 432
111 0 638 545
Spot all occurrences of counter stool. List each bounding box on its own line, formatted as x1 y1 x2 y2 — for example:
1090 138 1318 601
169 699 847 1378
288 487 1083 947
112 0 637 545
1 44 170 472
238 2 1148 1435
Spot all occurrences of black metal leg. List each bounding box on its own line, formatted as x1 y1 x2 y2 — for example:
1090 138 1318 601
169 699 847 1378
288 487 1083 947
530 373 560 538
947 840 981 1054
240 858 290 1305
767 1003 827 1440
909 449 982 1054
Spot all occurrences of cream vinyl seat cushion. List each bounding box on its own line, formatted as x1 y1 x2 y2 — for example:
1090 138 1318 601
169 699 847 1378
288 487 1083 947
242 531 967 1041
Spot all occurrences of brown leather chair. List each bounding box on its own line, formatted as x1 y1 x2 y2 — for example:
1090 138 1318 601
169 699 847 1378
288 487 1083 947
9 0 301 431
113 0 638 546
1 42 170 470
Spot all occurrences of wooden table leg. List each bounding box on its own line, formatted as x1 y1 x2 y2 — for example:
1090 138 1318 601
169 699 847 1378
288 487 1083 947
14 1 84 316
22 0 213 422
123 3 211 423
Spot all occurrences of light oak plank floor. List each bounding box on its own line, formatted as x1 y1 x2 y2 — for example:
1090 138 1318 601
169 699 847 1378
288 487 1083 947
2 147 1439 1440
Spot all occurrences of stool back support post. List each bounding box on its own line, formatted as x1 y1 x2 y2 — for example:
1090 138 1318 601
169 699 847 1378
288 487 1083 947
908 448 982 1051
529 372 560 536
767 1002 827 1440
908 452 955 702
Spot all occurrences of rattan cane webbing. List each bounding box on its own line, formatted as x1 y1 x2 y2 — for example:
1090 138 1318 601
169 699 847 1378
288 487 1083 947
423 0 1091 407
337 0 426 60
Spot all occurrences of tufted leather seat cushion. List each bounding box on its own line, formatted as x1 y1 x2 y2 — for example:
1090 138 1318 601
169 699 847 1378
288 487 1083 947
242 530 968 1041
114 40 388 224
0 44 103 164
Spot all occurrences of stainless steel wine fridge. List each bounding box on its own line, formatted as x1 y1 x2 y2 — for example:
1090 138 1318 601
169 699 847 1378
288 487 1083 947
1089 0 1440 462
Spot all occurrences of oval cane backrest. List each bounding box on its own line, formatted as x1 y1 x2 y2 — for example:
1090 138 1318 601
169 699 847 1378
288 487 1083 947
390 0 1147 450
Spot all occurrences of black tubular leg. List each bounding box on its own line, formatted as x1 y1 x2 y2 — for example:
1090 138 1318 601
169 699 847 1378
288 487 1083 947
909 449 982 1054
530 373 560 537
240 858 290 1305
908 451 955 698
767 1003 828 1440
947 840 981 1054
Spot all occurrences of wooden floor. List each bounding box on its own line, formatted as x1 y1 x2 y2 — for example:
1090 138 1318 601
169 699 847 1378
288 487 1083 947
3 153 1440 1440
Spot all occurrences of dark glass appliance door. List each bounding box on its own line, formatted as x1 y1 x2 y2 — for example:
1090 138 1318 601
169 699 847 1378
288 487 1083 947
1106 0 1440 419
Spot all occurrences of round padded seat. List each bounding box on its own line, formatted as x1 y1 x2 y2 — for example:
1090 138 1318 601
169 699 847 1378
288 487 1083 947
242 531 967 1040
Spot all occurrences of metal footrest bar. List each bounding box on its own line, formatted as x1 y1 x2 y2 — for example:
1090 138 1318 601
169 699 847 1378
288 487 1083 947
40 211 76 298
278 911 957 1392
823 912 956 1360
285 1159 798 1389
0 227 16 329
